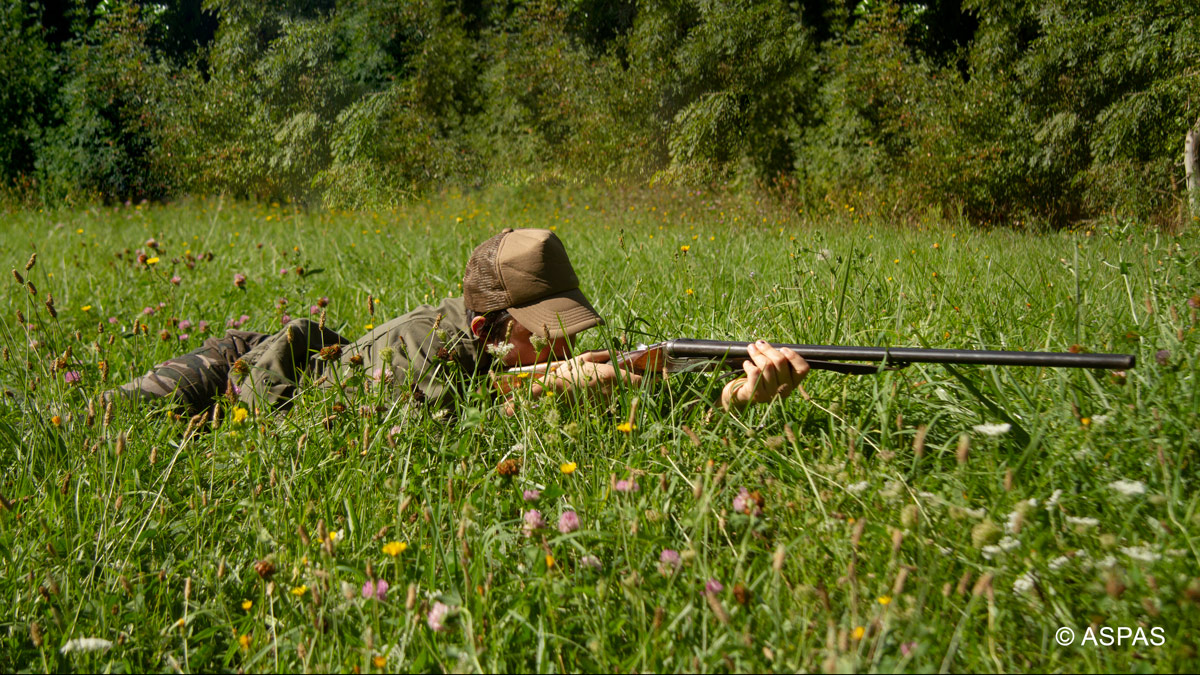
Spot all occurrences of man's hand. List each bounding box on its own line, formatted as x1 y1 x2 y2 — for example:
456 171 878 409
721 340 810 411
548 350 643 398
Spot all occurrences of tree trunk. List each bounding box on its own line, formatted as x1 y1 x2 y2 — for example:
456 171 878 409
1187 115 1200 223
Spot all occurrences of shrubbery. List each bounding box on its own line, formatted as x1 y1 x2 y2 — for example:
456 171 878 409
2 0 1197 226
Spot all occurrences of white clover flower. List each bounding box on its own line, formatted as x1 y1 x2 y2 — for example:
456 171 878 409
1120 546 1160 563
510 442 525 453
981 545 1002 559
1065 515 1100 528
1045 489 1063 509
1091 414 1110 426
1012 571 1036 594
1108 479 1146 497
485 342 514 359
972 422 1011 437
1048 555 1071 571
816 248 833 261
60 638 113 654
846 481 870 494
1005 510 1023 534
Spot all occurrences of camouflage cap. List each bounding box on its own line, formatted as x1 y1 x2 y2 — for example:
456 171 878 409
462 228 603 339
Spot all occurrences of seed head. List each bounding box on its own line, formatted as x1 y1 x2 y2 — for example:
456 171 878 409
24 253 36 271
253 560 276 580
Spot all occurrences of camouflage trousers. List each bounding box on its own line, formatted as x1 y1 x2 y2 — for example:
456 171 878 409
106 319 351 413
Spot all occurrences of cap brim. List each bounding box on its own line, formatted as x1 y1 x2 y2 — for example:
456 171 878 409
507 287 604 339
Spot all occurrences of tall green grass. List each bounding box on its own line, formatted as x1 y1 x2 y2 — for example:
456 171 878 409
1 187 1197 672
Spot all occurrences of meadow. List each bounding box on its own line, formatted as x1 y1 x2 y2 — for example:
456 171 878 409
0 186 1197 672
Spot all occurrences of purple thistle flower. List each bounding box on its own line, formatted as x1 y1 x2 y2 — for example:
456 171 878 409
310 305 321 315
178 320 192 331
63 371 81 384
142 306 155 316
279 267 289 276
280 314 291 326
614 479 639 493
427 602 450 632
1155 349 1170 366
523 509 546 536
705 578 724 594
522 489 541 502
239 314 250 324
170 275 181 285
179 334 189 341
361 578 389 601
107 317 118 324
558 511 580 534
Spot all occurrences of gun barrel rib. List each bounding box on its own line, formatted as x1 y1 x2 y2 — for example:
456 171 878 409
666 339 1136 370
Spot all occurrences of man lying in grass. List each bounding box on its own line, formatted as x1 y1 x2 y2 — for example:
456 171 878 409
106 228 810 415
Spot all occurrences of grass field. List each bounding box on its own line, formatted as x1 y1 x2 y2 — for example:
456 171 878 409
1 186 1197 672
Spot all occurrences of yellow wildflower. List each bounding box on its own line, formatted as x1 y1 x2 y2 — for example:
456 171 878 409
685 289 693 296
616 422 635 433
239 633 251 650
364 323 374 331
383 541 408 557
877 595 892 606
242 600 253 611
146 257 160 265
852 625 865 640
545 554 556 569
560 461 577 475
51 415 62 427
373 656 387 668
290 585 307 597
232 407 249 424
80 305 92 312
680 245 690 252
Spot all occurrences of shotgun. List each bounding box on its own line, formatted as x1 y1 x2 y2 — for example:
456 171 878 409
505 338 1136 378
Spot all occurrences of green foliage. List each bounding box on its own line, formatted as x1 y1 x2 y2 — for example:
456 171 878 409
0 1 57 187
3 0 1199 225
29 1 178 203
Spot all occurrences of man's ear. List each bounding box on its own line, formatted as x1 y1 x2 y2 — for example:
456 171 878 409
470 315 487 339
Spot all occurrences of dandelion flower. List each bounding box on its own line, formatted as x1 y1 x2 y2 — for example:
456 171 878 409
680 245 690 252
877 595 892 605
616 422 635 433
852 626 865 640
232 407 249 425
80 305 92 312
238 633 251 650
146 257 160 265
382 541 407 557
559 462 577 475
241 600 252 611
290 585 308 597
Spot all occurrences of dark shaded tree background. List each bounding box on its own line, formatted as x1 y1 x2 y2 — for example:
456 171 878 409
1 0 1197 227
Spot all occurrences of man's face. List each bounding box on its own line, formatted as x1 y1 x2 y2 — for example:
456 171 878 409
502 320 574 367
